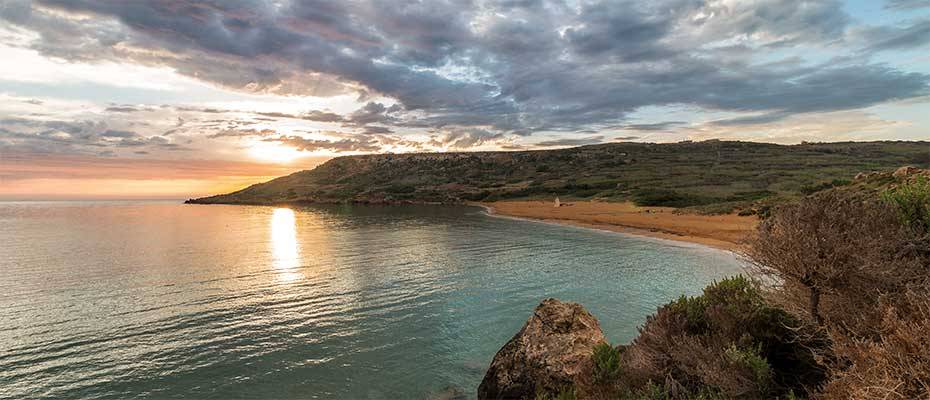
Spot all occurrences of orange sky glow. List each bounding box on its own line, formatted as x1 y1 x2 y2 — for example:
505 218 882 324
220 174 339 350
0 154 327 200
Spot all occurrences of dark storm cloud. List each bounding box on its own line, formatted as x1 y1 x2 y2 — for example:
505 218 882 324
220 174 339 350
4 0 930 142
564 2 675 61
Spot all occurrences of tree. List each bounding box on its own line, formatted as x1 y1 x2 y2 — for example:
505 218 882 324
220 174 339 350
745 191 920 331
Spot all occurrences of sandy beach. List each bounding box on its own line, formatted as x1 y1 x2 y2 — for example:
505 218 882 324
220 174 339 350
480 200 758 251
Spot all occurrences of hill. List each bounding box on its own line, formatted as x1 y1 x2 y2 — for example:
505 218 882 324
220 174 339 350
187 140 929 213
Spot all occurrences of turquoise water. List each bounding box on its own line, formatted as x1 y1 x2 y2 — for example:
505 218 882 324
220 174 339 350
0 202 743 399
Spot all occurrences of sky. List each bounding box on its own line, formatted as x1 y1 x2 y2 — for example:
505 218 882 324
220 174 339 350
1 0 929 200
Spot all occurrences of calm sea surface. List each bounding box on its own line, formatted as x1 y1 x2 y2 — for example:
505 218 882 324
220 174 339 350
0 201 743 399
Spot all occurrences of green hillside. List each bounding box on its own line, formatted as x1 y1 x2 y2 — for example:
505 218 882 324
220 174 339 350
187 140 929 214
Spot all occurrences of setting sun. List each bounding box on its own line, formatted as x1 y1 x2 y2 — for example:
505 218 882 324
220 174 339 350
247 140 306 163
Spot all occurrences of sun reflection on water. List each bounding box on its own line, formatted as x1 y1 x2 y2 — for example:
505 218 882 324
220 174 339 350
271 208 301 281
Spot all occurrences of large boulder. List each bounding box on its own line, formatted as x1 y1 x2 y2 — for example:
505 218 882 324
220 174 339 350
478 298 607 400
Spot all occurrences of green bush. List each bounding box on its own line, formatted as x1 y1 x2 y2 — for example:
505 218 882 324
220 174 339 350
800 179 851 195
725 190 776 202
724 344 773 394
623 276 827 398
882 175 930 234
632 188 720 208
384 184 416 194
592 342 622 383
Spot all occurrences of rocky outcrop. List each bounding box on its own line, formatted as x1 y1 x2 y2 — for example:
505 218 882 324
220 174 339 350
478 298 606 400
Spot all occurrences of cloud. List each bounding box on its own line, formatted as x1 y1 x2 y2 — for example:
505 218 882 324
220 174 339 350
535 136 605 147
886 0 930 10
267 135 382 153
256 110 346 123
0 0 927 146
104 106 144 113
857 20 930 53
100 129 137 138
362 126 393 134
614 122 686 132
0 117 189 154
427 128 507 149
206 128 276 139
300 110 345 123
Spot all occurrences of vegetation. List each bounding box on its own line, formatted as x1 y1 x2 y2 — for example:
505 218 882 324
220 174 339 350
188 140 928 214
535 386 577 400
746 190 919 327
571 168 930 399
591 343 621 384
608 276 826 399
747 173 930 399
882 175 930 233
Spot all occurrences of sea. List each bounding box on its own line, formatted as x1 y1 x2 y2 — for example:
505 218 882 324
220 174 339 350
0 201 744 399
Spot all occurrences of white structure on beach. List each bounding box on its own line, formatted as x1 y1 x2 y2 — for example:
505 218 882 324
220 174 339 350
554 197 561 207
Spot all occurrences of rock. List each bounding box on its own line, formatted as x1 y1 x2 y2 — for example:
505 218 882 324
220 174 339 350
478 298 606 400
893 165 920 178
429 385 467 400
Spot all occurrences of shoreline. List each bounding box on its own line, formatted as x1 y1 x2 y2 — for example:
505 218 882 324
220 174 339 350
477 201 758 252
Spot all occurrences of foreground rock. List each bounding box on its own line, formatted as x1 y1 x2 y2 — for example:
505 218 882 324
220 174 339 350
478 298 606 400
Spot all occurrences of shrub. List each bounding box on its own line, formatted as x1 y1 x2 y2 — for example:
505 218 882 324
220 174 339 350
632 188 720 208
723 344 772 394
535 386 576 400
746 190 922 331
800 179 851 195
747 186 930 399
384 184 416 193
882 175 930 235
592 343 622 383
620 276 826 399
819 289 930 400
621 381 727 400
726 190 776 202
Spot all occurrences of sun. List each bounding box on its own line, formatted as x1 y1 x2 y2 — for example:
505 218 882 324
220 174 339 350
247 140 306 163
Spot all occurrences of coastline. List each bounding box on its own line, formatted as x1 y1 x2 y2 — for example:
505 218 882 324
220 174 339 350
477 201 758 252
